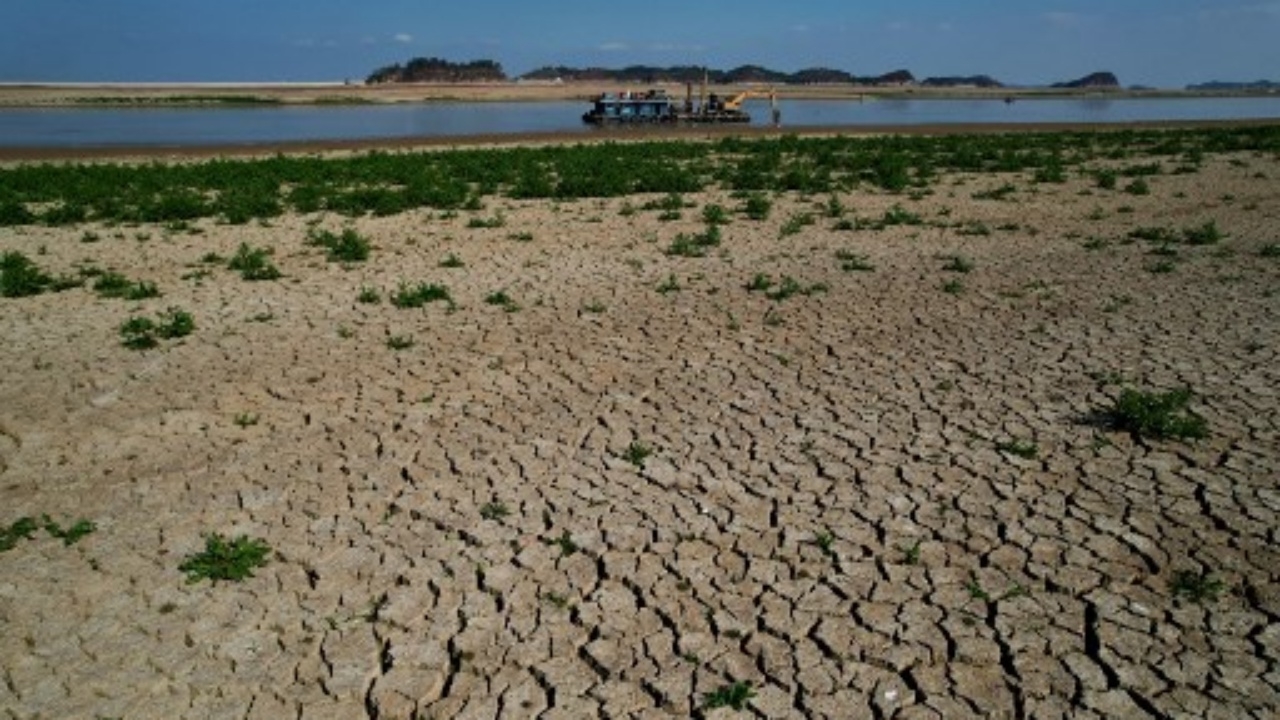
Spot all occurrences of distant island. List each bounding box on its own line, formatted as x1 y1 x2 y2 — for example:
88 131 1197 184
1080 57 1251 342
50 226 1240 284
365 56 1132 91
1186 80 1280 92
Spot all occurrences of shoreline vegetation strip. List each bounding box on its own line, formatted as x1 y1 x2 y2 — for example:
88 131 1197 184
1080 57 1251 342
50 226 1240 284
1 125 1277 227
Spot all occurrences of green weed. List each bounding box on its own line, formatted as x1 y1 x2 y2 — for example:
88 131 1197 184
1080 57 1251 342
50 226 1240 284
1 251 79 298
439 253 465 268
93 272 160 300
1169 570 1226 604
666 224 722 258
357 285 380 304
484 289 520 312
622 441 652 469
996 439 1039 459
703 681 756 711
386 334 415 350
0 517 39 552
836 249 874 272
42 516 96 546
741 194 771 220
228 243 281 281
308 228 371 262
1107 387 1208 441
391 281 453 309
942 255 975 273
941 279 964 295
479 502 510 521
656 274 681 295
178 533 271 584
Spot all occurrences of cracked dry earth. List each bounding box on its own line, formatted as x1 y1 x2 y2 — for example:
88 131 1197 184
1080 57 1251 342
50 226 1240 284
2 147 1279 720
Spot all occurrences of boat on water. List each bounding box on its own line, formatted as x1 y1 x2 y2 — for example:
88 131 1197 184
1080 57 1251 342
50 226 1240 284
582 85 771 126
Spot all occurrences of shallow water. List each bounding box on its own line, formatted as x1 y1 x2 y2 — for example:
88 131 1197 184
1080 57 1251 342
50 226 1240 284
1 96 1279 148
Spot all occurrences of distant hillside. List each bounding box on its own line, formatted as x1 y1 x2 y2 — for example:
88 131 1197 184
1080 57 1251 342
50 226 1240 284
1052 71 1120 89
1186 80 1280 91
519 64 853 85
366 57 506 84
921 75 1004 89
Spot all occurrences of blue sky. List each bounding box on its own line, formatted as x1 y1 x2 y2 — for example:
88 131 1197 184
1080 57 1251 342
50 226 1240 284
1 1 1276 87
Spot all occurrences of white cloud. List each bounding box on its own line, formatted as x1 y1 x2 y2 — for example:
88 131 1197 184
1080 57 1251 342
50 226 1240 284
598 41 629 52
393 33 413 44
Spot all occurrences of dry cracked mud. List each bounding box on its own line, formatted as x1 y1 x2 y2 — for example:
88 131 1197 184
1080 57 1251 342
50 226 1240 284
2 144 1278 719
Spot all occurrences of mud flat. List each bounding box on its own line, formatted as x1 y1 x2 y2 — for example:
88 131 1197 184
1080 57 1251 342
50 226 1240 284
1 128 1278 718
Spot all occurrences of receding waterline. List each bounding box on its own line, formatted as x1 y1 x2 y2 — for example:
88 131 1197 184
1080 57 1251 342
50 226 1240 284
2 97 1279 148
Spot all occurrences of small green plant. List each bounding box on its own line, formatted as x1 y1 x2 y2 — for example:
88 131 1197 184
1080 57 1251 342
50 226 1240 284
1108 387 1208 441
1147 259 1177 274
485 289 520 312
1082 237 1110 251
746 274 827 302
666 225 722 257
439 253 465 268
902 539 922 565
996 439 1038 459
1124 178 1150 196
972 183 1017 201
814 529 835 558
308 228 371 262
703 681 756 711
42 516 96 546
1169 570 1226 604
507 231 534 242
836 250 874 272
156 307 194 339
119 316 160 349
391 281 453 309
548 530 579 557
779 212 815 238
479 502 510 521
622 441 652 469
941 279 964 295
742 194 771 220
542 591 572 610
1181 220 1223 246
656 274 681 295
1 251 79 298
0 517 39 552
466 212 506 229
94 272 161 300
1258 243 1280 258
582 300 606 314
233 412 259 428
386 334 415 350
702 204 730 225
178 533 271 584
1094 169 1118 190
942 255 975 273
357 285 381 304
228 243 281 281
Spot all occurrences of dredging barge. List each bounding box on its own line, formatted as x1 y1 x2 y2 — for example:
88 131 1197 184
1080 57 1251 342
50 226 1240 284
582 84 777 126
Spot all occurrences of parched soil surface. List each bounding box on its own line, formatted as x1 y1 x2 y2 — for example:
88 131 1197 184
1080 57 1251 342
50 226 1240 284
1 146 1278 719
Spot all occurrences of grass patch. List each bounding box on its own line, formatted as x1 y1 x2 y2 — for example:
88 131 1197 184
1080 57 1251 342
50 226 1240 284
479 502 510 521
385 334 415 350
942 255 975 273
666 224 722 258
996 439 1039 459
439 253 465 268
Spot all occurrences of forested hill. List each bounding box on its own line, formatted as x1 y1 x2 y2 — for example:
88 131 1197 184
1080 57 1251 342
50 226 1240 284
366 58 506 84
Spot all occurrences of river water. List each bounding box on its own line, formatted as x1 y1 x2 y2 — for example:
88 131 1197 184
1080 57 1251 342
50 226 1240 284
1 97 1278 148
